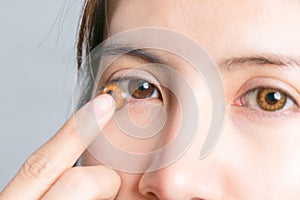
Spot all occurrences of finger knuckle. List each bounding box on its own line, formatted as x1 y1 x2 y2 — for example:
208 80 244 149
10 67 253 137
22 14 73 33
23 152 57 182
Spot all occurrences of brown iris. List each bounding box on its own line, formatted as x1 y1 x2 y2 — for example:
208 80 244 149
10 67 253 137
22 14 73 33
101 82 126 110
128 79 156 99
256 88 287 111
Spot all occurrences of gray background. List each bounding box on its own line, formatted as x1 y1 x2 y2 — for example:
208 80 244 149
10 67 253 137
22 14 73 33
0 0 83 190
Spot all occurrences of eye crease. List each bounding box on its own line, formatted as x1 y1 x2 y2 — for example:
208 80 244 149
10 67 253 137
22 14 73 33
101 78 161 110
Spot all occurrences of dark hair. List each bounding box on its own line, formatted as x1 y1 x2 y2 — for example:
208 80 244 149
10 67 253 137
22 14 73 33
77 0 105 69
77 0 118 69
75 0 118 108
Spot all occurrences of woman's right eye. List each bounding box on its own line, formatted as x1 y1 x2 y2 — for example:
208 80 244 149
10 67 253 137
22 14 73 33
101 78 162 110
128 79 161 99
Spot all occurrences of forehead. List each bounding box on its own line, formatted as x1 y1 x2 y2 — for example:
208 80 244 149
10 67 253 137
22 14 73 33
110 0 300 30
109 0 300 60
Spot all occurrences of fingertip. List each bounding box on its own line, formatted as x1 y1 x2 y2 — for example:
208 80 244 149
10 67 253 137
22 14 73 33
92 94 116 121
74 94 116 148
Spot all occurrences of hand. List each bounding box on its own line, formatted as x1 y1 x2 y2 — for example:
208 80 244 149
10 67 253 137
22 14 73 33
0 95 121 200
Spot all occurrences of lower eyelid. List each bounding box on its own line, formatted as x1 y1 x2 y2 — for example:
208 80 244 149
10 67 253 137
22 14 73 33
127 98 163 107
232 105 298 121
233 97 300 121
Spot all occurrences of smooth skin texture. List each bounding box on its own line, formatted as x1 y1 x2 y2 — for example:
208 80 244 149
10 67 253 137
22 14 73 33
0 94 121 200
2 0 300 199
81 0 300 199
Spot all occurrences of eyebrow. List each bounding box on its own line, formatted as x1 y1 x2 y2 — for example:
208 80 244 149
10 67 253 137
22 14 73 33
100 44 300 71
218 53 300 71
101 43 165 64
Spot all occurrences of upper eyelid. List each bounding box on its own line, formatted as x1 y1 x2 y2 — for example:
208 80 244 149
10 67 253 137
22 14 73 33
105 69 162 88
235 77 300 104
109 76 156 84
109 68 159 80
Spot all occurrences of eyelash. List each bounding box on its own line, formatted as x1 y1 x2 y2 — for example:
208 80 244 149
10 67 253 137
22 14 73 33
101 72 300 119
99 77 162 110
233 86 299 117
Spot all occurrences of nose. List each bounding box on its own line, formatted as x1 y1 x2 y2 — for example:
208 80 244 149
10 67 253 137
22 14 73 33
138 150 224 200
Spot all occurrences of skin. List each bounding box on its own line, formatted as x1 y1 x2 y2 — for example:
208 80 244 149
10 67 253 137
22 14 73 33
86 0 300 199
0 95 121 200
2 0 300 199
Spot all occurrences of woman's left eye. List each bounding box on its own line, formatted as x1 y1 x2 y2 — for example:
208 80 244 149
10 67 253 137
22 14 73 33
234 87 297 112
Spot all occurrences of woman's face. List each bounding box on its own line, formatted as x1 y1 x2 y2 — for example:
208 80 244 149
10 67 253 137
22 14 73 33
82 0 300 199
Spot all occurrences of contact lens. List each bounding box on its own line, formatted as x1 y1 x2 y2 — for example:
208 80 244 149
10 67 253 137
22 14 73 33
101 82 126 110
257 88 287 111
128 79 156 99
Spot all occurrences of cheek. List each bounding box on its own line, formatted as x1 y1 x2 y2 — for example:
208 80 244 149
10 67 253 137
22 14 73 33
216 113 300 198
90 93 182 154
80 97 183 196
127 100 164 128
80 151 143 196
258 119 300 198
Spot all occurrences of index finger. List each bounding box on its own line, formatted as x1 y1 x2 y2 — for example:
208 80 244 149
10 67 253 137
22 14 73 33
0 94 115 200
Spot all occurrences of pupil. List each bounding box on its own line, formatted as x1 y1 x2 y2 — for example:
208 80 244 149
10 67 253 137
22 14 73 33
139 82 150 91
107 90 113 95
265 92 281 105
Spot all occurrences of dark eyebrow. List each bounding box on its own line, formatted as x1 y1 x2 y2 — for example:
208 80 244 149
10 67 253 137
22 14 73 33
101 44 300 71
100 43 165 64
219 53 300 71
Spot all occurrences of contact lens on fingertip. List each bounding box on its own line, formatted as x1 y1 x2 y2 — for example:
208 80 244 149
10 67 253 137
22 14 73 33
101 82 126 110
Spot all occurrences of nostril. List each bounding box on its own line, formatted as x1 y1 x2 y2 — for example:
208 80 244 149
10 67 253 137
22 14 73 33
144 191 159 200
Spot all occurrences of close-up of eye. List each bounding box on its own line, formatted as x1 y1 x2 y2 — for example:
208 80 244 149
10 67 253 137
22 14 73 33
235 87 298 113
128 79 161 99
101 78 162 110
